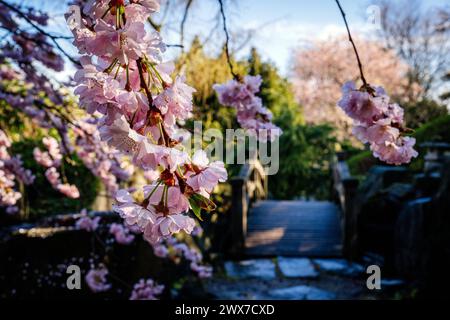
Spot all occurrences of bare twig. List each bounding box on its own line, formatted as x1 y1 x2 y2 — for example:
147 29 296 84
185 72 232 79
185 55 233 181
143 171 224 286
334 0 368 87
166 44 184 48
180 0 194 51
147 17 161 32
218 0 239 80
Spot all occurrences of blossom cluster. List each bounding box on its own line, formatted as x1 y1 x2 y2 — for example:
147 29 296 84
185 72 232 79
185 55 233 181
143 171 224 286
1 58 134 211
85 266 111 292
34 137 80 198
1 0 137 213
213 75 282 142
68 0 227 242
85 263 163 300
109 222 135 244
72 119 134 195
129 278 164 300
0 129 35 213
0 3 64 73
75 212 101 232
152 231 212 278
338 81 418 165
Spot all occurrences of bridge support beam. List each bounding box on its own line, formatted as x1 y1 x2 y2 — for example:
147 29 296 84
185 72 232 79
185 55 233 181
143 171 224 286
230 177 247 256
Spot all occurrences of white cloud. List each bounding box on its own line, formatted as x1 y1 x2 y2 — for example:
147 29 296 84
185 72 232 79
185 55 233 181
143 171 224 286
239 19 374 75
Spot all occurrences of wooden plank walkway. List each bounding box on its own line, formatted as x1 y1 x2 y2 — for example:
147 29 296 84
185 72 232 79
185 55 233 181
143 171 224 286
245 200 342 257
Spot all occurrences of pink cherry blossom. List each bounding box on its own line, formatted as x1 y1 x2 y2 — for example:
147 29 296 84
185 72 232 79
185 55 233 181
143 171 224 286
132 0 161 13
57 183 80 199
214 75 282 142
85 267 111 293
129 278 164 300
352 123 400 145
0 130 11 148
68 0 226 243
116 90 149 115
337 81 386 125
113 189 158 230
337 81 418 165
144 169 160 182
4 156 35 185
144 213 195 244
42 137 62 165
76 215 100 232
187 150 227 194
33 148 53 168
170 240 213 278
153 244 169 257
213 75 260 107
33 137 63 168
371 136 419 165
191 263 213 278
154 76 196 121
74 60 121 116
99 116 144 154
6 205 19 215
0 132 25 208
45 167 60 186
109 223 135 245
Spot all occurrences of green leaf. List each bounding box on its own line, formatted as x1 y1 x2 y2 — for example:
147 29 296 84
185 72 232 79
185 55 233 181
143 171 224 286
191 193 217 212
189 197 202 221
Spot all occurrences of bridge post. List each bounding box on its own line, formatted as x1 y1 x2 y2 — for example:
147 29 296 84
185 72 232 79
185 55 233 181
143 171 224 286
341 178 359 260
332 153 360 260
230 177 247 256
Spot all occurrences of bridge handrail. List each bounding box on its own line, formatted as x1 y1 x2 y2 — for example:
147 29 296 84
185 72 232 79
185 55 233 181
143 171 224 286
230 152 268 255
331 152 359 259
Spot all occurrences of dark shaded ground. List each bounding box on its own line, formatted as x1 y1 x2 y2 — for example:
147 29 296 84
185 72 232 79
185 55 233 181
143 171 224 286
204 258 408 300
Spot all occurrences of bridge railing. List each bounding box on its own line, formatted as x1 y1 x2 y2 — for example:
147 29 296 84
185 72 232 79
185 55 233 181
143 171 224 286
230 152 268 255
332 152 359 259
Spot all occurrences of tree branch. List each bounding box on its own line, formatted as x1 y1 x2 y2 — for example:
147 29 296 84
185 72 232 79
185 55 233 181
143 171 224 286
218 0 239 80
335 0 368 87
0 0 80 66
180 0 194 51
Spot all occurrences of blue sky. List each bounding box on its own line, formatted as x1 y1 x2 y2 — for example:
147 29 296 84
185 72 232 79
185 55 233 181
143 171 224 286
156 0 449 75
20 0 450 77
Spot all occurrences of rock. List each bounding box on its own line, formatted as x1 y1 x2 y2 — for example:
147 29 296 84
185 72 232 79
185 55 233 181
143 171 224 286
224 259 276 280
277 257 319 278
313 259 364 277
268 285 336 300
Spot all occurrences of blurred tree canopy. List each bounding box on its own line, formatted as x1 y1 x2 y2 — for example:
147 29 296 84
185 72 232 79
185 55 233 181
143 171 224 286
247 48 336 200
180 40 338 200
403 98 449 129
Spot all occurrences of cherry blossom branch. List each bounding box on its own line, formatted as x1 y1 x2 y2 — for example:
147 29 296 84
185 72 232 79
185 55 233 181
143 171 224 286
0 0 80 66
334 0 368 87
136 58 154 106
218 0 239 80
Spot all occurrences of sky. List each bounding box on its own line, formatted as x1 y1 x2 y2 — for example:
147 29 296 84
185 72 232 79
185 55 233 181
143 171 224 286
156 0 450 76
20 0 450 77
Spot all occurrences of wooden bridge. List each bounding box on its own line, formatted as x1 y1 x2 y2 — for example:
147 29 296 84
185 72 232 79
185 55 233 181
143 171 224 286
230 153 359 258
